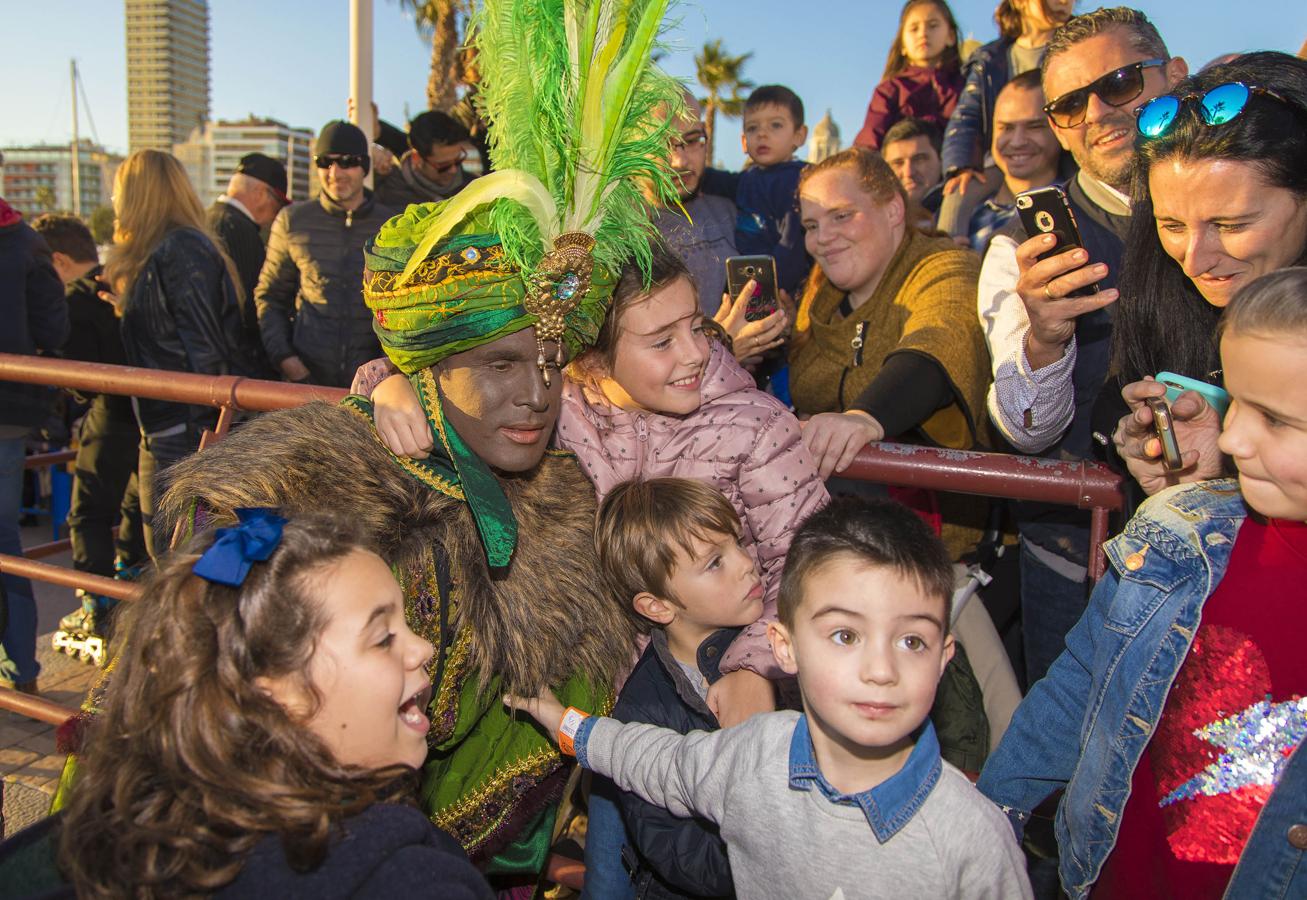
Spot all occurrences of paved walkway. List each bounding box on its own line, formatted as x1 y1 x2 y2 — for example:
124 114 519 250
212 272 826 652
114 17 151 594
1 531 96 837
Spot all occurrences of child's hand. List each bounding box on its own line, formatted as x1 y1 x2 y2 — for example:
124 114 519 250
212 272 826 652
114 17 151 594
802 410 885 478
714 279 788 363
374 374 434 459
503 686 567 740
707 669 775 728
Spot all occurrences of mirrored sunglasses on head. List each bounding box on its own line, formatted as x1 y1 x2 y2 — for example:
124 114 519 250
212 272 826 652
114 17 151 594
1135 81 1292 138
314 154 367 169
1043 58 1168 128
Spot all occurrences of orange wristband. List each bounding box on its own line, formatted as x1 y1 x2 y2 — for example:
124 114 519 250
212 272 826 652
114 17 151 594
558 706 589 757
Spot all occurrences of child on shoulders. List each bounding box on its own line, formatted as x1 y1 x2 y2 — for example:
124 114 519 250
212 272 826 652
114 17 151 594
700 85 813 296
510 497 1033 900
854 0 964 151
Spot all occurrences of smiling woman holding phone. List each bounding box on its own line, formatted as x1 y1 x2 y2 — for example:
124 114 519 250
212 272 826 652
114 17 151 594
1108 51 1307 495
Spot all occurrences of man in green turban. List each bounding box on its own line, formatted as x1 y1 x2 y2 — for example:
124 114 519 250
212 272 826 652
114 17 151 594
162 0 685 882
158 209 639 876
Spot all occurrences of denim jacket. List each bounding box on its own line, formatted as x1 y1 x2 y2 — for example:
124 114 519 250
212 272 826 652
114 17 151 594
978 479 1307 899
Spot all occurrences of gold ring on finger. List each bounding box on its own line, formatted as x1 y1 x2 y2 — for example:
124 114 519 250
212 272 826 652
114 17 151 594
1043 283 1054 301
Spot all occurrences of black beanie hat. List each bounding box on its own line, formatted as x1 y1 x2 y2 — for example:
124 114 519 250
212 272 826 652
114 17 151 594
314 120 371 174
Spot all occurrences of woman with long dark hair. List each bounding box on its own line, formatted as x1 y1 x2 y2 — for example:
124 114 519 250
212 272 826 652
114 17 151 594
1110 51 1307 494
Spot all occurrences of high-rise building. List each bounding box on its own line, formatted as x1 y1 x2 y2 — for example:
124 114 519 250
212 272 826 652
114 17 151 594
173 117 315 205
0 142 124 216
807 110 842 164
125 0 211 154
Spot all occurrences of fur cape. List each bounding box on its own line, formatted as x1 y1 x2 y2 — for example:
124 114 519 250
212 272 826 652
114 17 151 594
158 401 637 696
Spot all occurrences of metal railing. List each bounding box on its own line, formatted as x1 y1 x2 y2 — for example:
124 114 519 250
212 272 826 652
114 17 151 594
0 352 1124 743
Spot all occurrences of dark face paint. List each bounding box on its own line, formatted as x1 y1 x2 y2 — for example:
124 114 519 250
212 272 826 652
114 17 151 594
435 327 563 472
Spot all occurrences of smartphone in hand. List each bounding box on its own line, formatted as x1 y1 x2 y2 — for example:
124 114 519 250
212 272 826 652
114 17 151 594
1145 396 1184 471
1155 371 1231 418
725 255 779 321
1016 186 1100 298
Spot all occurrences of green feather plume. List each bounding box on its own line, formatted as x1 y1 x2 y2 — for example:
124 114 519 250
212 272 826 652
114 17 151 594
399 0 683 287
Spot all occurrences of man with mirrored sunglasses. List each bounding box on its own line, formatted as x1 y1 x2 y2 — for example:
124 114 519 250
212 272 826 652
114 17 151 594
255 120 396 387
375 110 478 208
976 8 1188 694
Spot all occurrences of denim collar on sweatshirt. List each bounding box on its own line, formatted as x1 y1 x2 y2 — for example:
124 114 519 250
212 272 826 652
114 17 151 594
787 714 942 843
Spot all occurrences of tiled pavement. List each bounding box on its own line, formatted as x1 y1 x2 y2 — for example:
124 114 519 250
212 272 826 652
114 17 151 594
1 532 97 837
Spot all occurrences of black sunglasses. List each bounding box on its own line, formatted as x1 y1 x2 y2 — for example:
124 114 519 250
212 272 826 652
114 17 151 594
314 154 366 170
426 148 468 175
1044 58 1168 128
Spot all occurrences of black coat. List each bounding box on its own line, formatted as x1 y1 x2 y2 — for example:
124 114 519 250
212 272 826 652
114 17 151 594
117 227 254 434
610 629 737 899
0 805 493 900
216 804 493 899
0 203 67 429
207 200 274 377
61 266 134 423
254 191 394 388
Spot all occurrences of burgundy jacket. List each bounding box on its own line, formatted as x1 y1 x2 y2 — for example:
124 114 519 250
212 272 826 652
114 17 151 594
854 64 964 150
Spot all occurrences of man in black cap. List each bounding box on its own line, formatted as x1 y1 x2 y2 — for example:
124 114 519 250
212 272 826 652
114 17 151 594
254 121 395 386
207 152 289 377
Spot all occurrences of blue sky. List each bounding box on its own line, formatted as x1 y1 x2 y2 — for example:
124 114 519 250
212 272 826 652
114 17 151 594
2 1 1304 171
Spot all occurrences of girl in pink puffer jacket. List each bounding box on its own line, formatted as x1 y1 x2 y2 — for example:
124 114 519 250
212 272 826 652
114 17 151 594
353 245 827 717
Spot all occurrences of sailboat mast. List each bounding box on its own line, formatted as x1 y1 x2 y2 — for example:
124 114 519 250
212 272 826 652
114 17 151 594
71 59 81 217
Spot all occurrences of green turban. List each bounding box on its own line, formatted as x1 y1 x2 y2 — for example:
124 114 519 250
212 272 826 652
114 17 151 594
363 203 614 375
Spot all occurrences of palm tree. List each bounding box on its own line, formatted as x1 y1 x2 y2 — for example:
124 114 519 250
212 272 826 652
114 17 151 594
33 185 57 213
694 40 753 164
395 0 475 112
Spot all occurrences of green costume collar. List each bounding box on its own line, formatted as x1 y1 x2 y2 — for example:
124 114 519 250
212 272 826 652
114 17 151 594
343 368 517 570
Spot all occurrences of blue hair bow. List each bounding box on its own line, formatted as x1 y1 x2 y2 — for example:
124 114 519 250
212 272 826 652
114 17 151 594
192 508 288 587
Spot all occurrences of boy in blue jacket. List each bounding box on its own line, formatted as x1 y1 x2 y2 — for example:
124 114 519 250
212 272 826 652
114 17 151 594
701 85 811 296
590 477 765 897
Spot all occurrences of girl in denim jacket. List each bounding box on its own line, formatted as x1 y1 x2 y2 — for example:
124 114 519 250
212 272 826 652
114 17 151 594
978 268 1307 899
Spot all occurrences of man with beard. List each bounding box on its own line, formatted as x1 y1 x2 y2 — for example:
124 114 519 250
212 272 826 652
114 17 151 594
652 92 738 316
977 7 1188 689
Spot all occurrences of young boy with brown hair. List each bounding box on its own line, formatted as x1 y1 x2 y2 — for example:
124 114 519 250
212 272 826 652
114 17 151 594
701 84 812 295
592 476 765 898
509 496 1031 899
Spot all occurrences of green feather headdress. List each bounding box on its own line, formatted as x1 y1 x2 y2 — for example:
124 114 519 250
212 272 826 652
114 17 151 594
359 0 682 571
364 0 683 382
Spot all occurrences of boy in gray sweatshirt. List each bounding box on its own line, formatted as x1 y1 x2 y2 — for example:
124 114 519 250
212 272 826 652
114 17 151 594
507 497 1032 899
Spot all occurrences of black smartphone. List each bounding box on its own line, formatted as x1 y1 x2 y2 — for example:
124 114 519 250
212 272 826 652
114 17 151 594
1015 185 1099 298
1145 396 1184 471
725 255 779 321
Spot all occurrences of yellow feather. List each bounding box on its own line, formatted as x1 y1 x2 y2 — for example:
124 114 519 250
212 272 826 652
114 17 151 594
398 171 558 286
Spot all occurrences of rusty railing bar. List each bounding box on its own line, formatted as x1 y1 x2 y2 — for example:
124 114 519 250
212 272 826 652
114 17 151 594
0 687 78 725
1 553 140 601
23 539 72 560
0 354 347 412
24 449 76 469
1088 507 1110 582
841 443 1124 511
